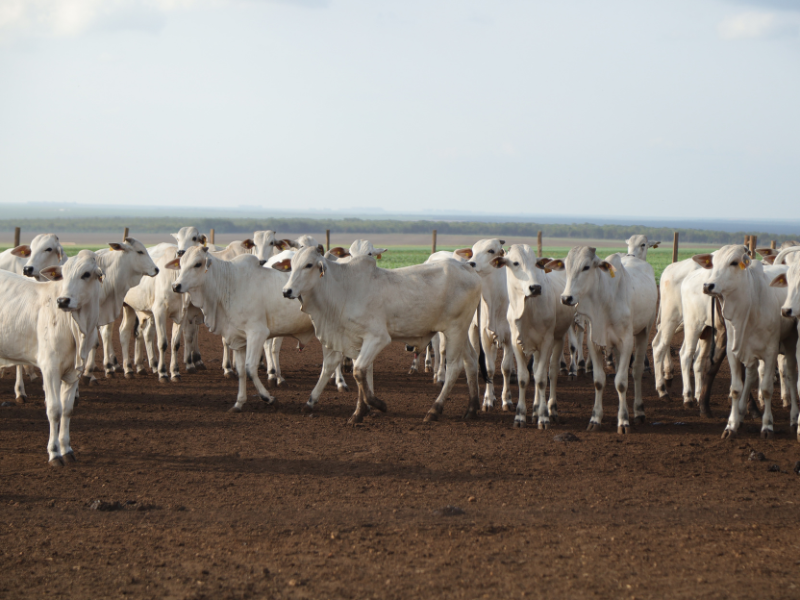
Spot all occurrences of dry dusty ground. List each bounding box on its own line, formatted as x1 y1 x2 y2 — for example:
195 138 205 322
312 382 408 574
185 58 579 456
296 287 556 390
1 326 799 600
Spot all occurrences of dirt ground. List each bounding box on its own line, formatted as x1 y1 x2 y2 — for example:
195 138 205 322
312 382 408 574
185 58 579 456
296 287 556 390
1 325 799 600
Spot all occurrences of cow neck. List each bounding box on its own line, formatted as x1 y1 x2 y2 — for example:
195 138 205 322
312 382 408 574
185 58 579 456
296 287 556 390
580 261 627 348
191 257 235 335
720 265 765 357
480 266 510 342
300 259 352 345
96 251 127 327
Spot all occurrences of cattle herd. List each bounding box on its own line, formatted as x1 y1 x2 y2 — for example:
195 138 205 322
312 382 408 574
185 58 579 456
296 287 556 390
1 228 800 467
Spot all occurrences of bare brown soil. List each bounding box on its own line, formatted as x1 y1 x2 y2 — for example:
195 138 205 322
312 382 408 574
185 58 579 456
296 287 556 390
1 325 799 600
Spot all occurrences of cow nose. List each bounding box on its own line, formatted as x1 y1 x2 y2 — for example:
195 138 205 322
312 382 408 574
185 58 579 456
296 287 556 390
782 307 793 318
468 262 476 268
529 284 542 296
153 267 159 276
561 295 574 306
176 250 185 257
56 297 70 309
22 266 33 277
283 289 293 298
173 283 182 293
259 260 267 266
703 283 715 294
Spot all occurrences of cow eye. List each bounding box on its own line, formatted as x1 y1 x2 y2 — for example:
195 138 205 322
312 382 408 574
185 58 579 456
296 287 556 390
488 249 495 254
192 237 197 242
730 261 738 266
513 261 519 267
195 263 202 268
305 264 313 269
641 244 646 247
81 272 90 279
137 251 144 255
46 248 52 252
582 265 590 271
368 253 372 256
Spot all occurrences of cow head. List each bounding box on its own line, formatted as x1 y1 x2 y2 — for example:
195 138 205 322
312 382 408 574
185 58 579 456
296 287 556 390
15 233 64 279
42 250 103 312
693 245 752 300
254 230 289 265
491 244 550 299
109 237 160 281
171 226 204 257
348 239 387 260
625 235 659 261
461 238 505 275
771 260 800 318
548 246 615 307
167 246 210 294
281 246 326 300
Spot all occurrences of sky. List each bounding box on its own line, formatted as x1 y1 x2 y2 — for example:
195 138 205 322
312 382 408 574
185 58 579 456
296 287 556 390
0 0 798 219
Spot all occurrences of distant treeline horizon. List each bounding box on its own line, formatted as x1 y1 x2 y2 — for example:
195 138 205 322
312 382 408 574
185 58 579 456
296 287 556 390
1 217 797 245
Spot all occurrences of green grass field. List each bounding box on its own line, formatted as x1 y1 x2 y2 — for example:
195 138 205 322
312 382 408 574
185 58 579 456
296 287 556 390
1 243 714 283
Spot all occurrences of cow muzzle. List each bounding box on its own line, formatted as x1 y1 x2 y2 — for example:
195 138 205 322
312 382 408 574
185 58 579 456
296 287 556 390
22 266 34 277
56 297 72 310
151 268 159 277
172 283 183 293
176 250 186 257
702 283 715 295
259 260 267 266
283 288 294 299
527 284 542 297
782 307 794 318
561 295 576 306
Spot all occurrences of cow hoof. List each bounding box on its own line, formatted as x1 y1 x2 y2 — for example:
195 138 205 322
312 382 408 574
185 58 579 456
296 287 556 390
367 397 387 412
513 419 525 428
634 415 646 425
104 371 114 379
301 403 314 414
659 392 671 402
337 383 349 393
136 369 148 376
15 395 27 405
158 376 169 384
88 378 99 386
617 425 630 434
408 368 417 375
224 372 235 380
259 394 276 405
700 407 713 418
80 375 92 385
538 421 549 430
63 451 77 463
348 414 365 425
568 373 576 381
586 422 602 432
228 405 242 413
462 408 478 421
721 428 736 440
49 457 64 468
124 372 135 380
186 366 197 375
170 376 181 383
761 429 774 440
424 366 431 373
423 411 439 422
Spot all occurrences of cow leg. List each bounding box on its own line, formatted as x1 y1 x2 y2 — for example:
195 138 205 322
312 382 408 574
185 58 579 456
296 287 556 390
679 322 703 407
140 316 157 373
758 357 777 438
576 325 587 374
408 345 419 374
480 328 498 411
223 342 235 379
424 342 433 373
14 365 27 404
269 337 285 386
152 307 171 383
182 322 198 374
119 306 136 376
333 359 348 392
547 341 562 423
461 335 480 419
565 328 578 378
434 333 446 385
246 333 274 405
350 336 390 424
615 340 634 434
777 354 788 408
587 341 606 431
169 321 182 381
230 348 250 412
191 330 206 371
306 347 344 410
692 336 712 406
653 310 681 399
499 343 515 410
425 329 471 421
57 374 80 463
722 357 746 438
781 350 799 436
99 324 117 378
533 341 554 429
632 330 648 424
511 343 530 427
42 367 64 465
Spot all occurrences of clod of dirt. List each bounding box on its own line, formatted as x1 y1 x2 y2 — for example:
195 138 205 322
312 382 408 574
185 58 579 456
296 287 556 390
748 451 766 462
553 432 580 443
1 401 15 407
433 505 465 517
767 464 782 473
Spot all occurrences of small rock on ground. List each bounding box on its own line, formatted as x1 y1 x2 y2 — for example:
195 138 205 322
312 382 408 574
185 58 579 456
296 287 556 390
767 464 783 473
748 451 766 462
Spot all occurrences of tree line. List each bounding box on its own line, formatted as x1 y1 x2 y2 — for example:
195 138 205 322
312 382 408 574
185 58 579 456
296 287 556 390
1 217 797 245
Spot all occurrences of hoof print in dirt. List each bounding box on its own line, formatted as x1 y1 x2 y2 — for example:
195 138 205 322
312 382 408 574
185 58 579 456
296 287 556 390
553 432 580 443
748 450 766 462
433 505 465 517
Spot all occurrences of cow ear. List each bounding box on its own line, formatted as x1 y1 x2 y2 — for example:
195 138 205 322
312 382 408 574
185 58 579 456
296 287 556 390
282 239 296 249
454 248 473 259
318 260 326 277
770 273 788 288
649 241 660 248
95 268 104 282
739 253 752 269
598 261 616 278
108 242 126 251
535 257 552 271
498 248 505 257
272 259 292 272
10 245 31 257
39 266 63 281
165 258 182 270
544 259 564 271
201 246 209 253
498 239 505 245
242 238 256 250
329 247 349 258
316 244 325 255
764 255 777 265
201 235 208 248
490 256 507 268
625 237 632 245
205 257 212 271
171 232 179 241
588 247 597 256
693 254 713 269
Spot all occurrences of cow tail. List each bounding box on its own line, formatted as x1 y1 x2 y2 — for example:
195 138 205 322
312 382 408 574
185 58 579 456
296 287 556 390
133 314 140 339
477 338 488 383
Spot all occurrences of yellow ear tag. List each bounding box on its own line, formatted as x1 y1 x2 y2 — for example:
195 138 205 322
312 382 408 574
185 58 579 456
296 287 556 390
609 269 615 278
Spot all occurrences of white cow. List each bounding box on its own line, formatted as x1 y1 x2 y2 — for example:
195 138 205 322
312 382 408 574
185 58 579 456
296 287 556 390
166 247 345 411
492 245 576 428
81 239 159 383
280 246 482 423
624 235 661 261
253 230 293 265
457 238 515 411
0 251 104 465
693 246 798 439
551 246 658 433
770 245 800 439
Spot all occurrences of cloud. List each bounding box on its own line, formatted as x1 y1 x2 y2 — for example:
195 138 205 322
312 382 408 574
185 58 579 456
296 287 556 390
727 0 800 11
718 10 800 39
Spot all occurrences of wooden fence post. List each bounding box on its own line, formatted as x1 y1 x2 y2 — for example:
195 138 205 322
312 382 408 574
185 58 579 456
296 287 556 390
326 230 330 252
672 232 679 263
13 227 20 248
771 240 777 250
122 227 129 241
209 228 215 245
749 235 757 256
744 235 750 248
431 230 437 254
537 231 543 258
